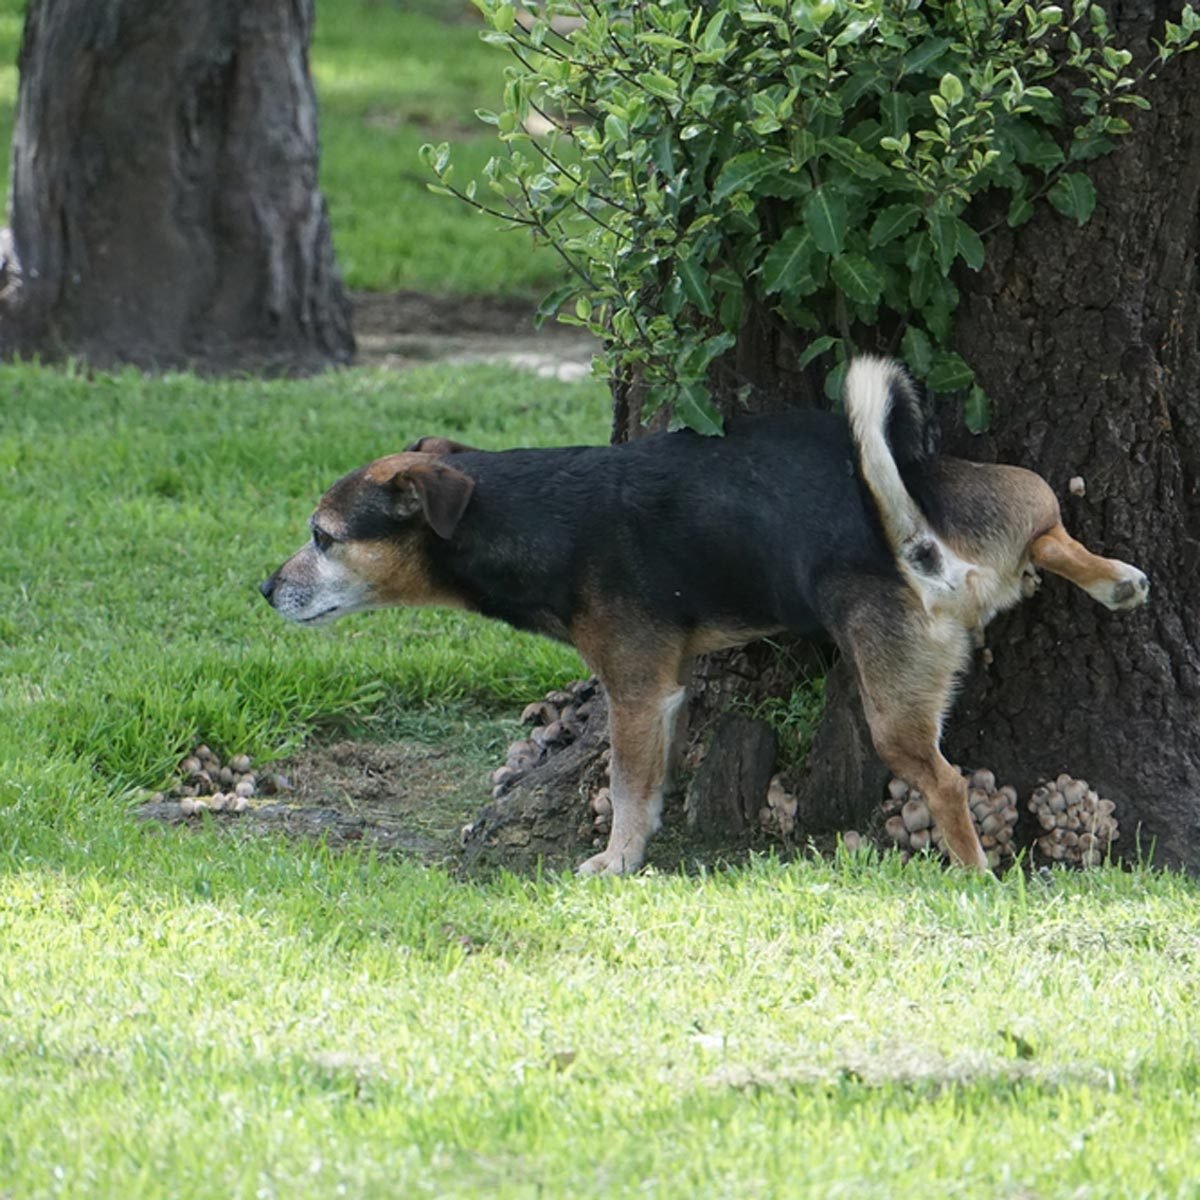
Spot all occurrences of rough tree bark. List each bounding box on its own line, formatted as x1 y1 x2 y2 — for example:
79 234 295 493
0 0 353 373
938 12 1200 867
796 4 1200 867
465 1 1200 872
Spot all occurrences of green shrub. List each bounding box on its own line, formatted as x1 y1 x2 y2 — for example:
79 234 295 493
427 0 1198 431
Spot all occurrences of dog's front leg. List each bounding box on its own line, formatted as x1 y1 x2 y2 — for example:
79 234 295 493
578 686 687 876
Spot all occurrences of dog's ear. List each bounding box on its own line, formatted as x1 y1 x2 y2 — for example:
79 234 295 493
404 436 477 456
390 461 475 539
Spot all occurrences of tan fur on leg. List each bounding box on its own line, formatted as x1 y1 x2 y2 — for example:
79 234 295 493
844 589 988 870
1031 524 1150 611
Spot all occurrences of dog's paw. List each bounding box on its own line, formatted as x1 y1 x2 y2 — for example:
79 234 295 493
1098 562 1150 611
577 844 645 877
1020 565 1041 599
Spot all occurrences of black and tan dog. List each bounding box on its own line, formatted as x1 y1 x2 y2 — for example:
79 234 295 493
261 357 1149 874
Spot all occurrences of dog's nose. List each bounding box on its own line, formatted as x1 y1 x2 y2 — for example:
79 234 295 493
259 573 278 603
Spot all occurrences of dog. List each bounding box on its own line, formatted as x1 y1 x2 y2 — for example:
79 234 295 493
260 356 1149 874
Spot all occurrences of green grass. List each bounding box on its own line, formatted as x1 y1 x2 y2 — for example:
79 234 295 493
3 361 1200 1197
312 0 565 294
0 8 1198 1193
0 362 607 801
0 0 563 297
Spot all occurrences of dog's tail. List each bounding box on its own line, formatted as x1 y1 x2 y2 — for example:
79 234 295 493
844 355 931 556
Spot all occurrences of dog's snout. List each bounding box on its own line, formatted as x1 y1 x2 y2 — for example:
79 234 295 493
259 573 278 603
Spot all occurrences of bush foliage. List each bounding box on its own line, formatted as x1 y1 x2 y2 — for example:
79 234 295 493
426 0 1198 432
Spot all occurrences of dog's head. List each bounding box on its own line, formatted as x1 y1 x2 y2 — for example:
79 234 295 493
260 451 475 625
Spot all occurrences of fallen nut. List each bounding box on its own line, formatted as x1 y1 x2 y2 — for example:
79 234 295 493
901 797 932 833
521 700 558 725
884 814 910 847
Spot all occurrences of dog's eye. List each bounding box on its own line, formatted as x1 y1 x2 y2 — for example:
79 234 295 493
312 528 333 553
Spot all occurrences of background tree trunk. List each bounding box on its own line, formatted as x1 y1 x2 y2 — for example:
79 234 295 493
0 0 353 373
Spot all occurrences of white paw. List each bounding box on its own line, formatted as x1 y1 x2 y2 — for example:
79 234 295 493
576 843 646 877
1097 563 1150 611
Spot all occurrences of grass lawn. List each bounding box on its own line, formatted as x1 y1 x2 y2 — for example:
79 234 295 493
1 3 1199 1196
4 362 1200 1197
312 0 566 295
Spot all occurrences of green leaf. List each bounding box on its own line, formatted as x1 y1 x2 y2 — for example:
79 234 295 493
820 136 890 181
636 32 686 50
678 331 737 377
939 72 964 106
803 186 848 255
650 129 675 175
676 254 714 317
926 351 975 392
955 219 985 271
534 283 578 330
1047 172 1097 225
964 385 992 433
824 360 849 403
637 72 679 101
900 326 933 375
927 211 959 275
1007 193 1035 228
909 250 937 308
1005 121 1066 172
902 37 952 77
712 149 789 203
760 228 817 295
675 383 724 436
830 253 883 305
868 203 921 248
798 335 838 369
880 93 911 139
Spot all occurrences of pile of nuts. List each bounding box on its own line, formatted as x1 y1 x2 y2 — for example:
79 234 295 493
151 744 288 816
491 678 599 798
585 750 614 846
1028 774 1118 867
881 768 1020 868
758 775 799 838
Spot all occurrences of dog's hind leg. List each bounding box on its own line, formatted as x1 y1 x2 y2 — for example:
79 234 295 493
1030 523 1149 611
840 589 988 870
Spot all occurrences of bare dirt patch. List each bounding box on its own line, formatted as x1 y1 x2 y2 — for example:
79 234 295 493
140 739 490 864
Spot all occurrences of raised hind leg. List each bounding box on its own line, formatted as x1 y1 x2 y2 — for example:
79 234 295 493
1030 523 1149 611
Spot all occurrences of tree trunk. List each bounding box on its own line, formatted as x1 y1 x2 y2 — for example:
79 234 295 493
0 0 353 374
798 5 1200 867
936 18 1200 868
